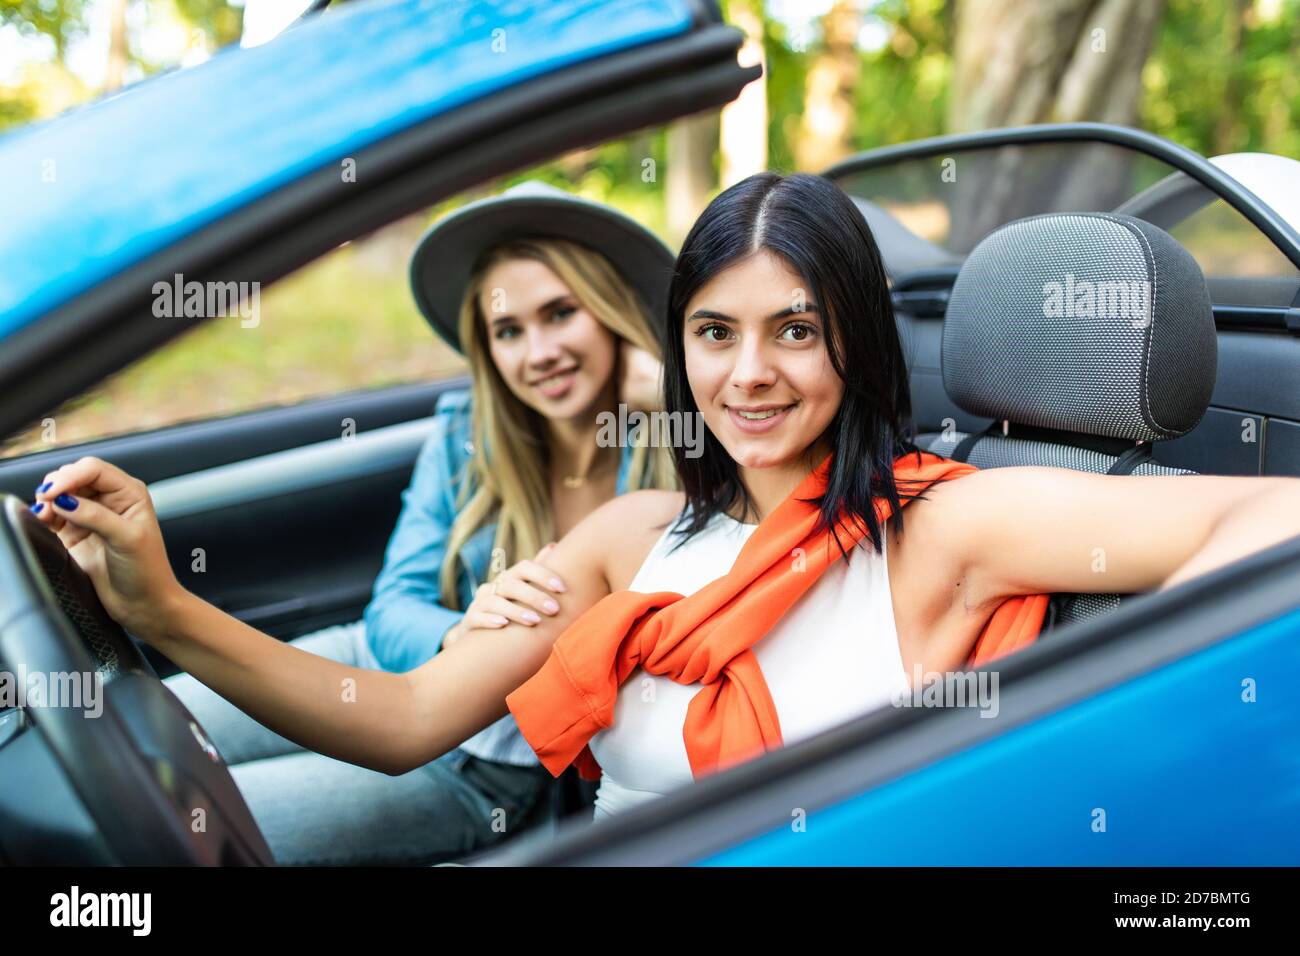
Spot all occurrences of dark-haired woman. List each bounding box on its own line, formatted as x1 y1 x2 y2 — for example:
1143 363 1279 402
31 172 1300 824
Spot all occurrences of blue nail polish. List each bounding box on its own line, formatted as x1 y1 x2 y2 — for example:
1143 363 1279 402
35 481 52 494
30 502 44 515
54 493 78 510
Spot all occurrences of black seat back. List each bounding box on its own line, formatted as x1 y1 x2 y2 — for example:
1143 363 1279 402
916 212 1218 627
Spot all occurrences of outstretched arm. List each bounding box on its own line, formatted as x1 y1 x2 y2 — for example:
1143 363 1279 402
33 456 615 775
925 466 1300 607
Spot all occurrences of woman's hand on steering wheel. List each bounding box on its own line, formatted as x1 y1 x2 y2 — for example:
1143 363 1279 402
31 456 184 644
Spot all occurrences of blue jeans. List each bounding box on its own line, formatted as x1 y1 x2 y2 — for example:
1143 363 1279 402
163 620 558 866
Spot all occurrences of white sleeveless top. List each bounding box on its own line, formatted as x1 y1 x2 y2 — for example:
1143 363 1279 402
588 508 910 820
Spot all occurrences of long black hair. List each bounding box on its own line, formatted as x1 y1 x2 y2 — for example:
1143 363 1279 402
663 171 928 557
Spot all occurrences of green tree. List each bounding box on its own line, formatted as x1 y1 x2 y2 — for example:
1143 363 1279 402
1145 0 1300 158
0 0 89 64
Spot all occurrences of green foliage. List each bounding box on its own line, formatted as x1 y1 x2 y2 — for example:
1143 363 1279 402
758 8 807 173
852 0 951 150
0 0 89 60
1144 0 1300 157
0 89 37 128
172 0 243 48
0 0 247 132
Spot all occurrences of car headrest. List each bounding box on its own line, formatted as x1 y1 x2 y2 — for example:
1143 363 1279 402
942 212 1217 442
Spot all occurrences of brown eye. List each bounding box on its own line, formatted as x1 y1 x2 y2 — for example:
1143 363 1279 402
780 322 816 342
695 323 730 343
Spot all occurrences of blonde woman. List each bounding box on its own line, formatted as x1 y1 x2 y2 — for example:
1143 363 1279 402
154 180 676 863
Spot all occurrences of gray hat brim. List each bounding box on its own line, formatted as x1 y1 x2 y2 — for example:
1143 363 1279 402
409 192 676 354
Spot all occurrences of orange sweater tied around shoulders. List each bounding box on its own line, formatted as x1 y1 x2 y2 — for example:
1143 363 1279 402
506 449 1049 782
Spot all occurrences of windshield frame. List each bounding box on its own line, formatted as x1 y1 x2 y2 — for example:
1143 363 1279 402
822 122 1300 274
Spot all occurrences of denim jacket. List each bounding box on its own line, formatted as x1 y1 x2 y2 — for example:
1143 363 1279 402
362 388 635 766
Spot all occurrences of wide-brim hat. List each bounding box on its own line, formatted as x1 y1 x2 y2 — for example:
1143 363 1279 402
409 180 676 353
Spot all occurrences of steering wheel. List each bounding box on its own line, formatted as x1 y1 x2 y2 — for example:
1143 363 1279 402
0 494 274 865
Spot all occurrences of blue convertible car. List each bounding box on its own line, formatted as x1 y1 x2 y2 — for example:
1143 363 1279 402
0 0 1298 866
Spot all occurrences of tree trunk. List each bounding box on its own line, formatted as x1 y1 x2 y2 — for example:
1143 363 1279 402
719 0 768 188
666 112 719 247
1212 0 1251 154
793 0 861 172
946 0 1165 247
949 0 1164 132
105 0 129 92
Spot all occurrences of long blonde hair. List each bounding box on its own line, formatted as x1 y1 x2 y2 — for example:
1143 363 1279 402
438 236 677 609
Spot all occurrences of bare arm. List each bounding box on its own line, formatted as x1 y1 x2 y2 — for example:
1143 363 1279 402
33 456 638 775
923 466 1300 606
149 521 612 774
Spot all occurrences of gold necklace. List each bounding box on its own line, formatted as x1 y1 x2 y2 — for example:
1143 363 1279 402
559 451 618 489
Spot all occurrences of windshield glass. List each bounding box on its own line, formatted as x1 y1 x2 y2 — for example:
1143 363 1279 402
831 139 1299 307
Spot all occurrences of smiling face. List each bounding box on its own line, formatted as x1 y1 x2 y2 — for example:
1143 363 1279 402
683 249 844 472
478 256 619 421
